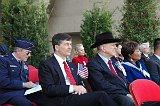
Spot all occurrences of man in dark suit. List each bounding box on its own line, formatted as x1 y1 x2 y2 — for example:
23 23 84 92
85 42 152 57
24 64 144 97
146 38 160 85
139 42 150 65
0 38 45 106
87 32 134 106
115 43 123 62
38 33 118 106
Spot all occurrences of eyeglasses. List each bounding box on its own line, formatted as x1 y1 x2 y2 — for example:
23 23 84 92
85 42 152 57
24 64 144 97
26 51 32 55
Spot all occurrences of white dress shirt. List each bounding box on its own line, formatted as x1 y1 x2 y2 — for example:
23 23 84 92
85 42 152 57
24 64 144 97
54 53 74 93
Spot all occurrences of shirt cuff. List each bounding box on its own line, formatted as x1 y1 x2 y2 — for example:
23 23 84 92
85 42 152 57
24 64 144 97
69 85 74 93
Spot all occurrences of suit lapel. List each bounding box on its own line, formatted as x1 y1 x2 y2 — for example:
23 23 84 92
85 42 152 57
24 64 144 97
67 62 78 83
95 55 111 73
51 56 66 84
152 55 160 67
96 55 122 74
50 56 78 84
96 55 127 83
142 53 149 59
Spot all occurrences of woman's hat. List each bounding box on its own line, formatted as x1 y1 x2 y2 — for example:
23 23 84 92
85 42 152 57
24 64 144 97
90 32 121 48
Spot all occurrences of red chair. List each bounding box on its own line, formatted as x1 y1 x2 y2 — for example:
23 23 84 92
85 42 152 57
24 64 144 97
28 65 39 82
129 79 160 106
2 102 37 106
2 65 39 106
1 104 13 106
28 65 39 106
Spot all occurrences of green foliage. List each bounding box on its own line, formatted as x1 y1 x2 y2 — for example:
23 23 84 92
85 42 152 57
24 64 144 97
47 0 55 14
80 1 113 58
119 0 160 44
1 0 49 67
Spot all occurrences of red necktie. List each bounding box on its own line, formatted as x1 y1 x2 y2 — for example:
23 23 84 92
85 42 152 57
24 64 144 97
108 60 124 82
63 61 76 85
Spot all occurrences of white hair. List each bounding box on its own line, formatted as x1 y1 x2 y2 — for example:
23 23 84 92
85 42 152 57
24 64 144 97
13 47 23 52
74 44 83 52
139 42 149 52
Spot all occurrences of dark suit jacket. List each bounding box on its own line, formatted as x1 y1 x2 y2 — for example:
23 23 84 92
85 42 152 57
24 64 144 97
145 54 160 85
140 53 150 65
87 54 129 96
38 55 81 105
0 53 28 104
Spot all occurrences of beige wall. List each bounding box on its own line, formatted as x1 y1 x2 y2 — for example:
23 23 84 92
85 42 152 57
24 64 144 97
48 0 124 35
48 0 93 35
48 0 124 58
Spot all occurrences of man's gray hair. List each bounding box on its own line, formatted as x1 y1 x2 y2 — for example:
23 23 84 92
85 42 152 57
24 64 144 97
139 42 149 52
13 47 23 52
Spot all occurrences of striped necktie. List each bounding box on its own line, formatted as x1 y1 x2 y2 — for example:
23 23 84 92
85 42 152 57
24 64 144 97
108 60 125 83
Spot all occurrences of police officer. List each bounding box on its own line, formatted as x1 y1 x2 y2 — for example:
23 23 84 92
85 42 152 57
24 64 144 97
0 38 45 106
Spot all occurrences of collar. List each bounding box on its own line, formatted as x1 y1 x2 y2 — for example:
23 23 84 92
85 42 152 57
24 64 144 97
154 54 160 60
98 53 110 64
54 53 66 64
143 53 149 58
78 55 84 57
12 52 21 62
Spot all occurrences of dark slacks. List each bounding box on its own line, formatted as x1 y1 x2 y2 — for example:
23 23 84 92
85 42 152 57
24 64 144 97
142 102 160 106
4 92 46 106
46 91 118 106
26 91 46 106
110 94 134 106
6 96 32 106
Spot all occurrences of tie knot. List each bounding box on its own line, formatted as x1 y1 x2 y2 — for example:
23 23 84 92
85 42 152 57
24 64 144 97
108 60 112 64
63 61 76 85
19 61 22 65
63 61 67 65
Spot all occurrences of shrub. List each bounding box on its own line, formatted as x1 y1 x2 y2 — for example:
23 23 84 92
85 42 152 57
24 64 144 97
1 0 49 67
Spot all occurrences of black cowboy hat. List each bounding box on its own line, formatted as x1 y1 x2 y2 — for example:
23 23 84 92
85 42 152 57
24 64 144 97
90 32 121 48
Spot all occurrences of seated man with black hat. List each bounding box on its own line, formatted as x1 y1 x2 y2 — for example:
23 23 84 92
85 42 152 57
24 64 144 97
87 32 134 106
0 38 45 106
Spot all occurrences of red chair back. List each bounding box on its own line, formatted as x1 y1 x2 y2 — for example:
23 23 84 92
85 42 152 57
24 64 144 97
1 104 13 106
129 79 160 106
2 102 37 106
28 65 39 82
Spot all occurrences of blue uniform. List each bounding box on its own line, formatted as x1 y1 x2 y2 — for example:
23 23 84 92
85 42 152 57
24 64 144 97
0 53 29 104
122 60 151 84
